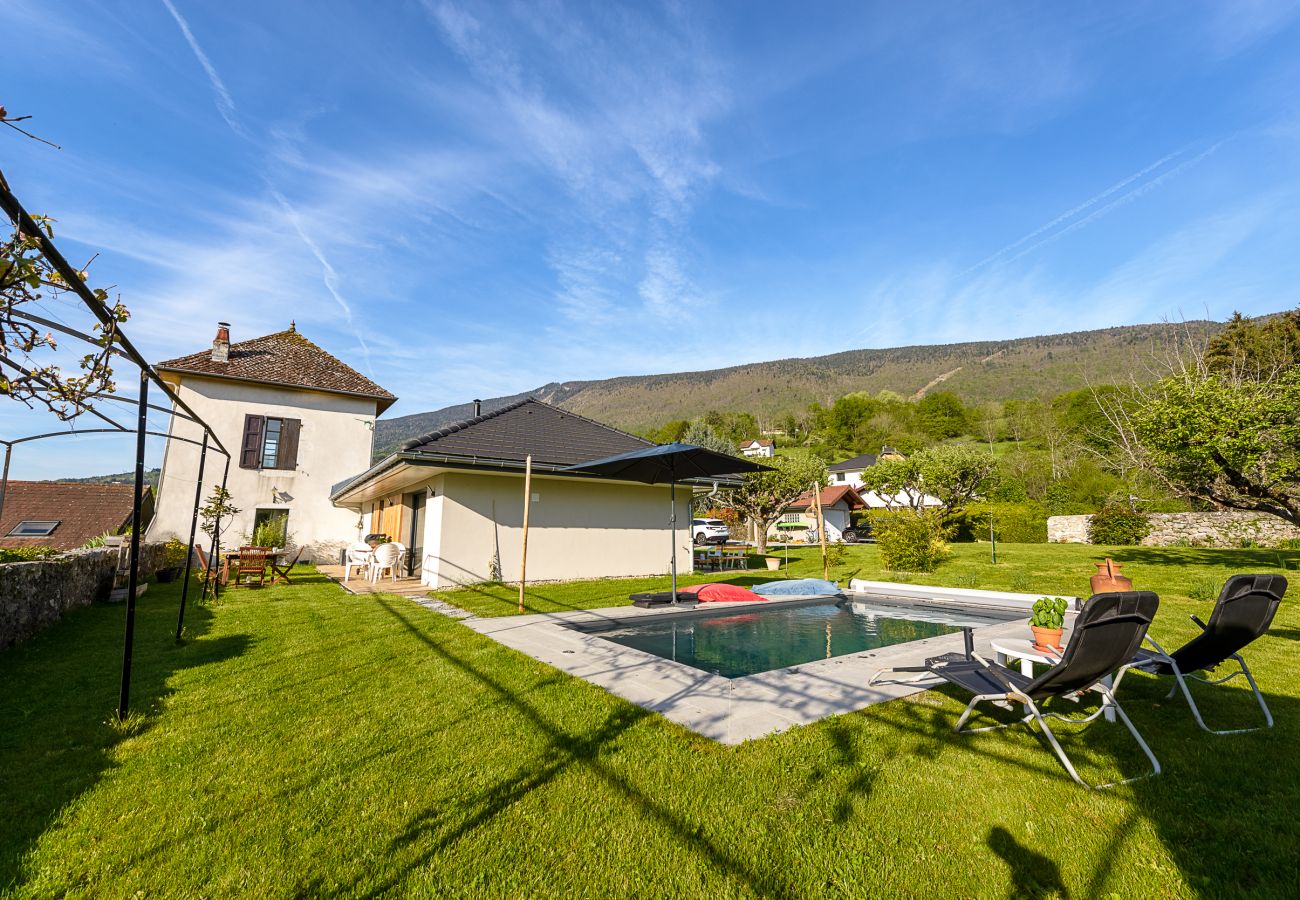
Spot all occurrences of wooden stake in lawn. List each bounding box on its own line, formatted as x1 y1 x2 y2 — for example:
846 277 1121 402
812 482 829 581
519 454 532 613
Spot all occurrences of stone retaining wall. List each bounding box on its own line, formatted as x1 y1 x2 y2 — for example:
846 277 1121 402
1048 512 1300 548
0 542 171 652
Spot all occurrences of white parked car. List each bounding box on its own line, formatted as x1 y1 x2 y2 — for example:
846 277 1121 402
692 518 730 545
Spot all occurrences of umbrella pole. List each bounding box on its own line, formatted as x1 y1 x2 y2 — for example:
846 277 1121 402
670 476 678 604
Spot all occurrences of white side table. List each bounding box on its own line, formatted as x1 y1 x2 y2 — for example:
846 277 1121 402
989 636 1115 722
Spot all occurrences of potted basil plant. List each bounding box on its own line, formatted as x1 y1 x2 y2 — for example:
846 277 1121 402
1029 596 1069 652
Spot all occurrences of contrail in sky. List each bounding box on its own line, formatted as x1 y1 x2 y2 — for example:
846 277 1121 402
959 139 1221 277
272 191 377 378
995 138 1231 268
160 0 244 135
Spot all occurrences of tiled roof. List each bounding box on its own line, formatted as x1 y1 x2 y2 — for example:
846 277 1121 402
740 439 774 448
788 485 867 511
399 399 653 467
829 453 879 472
0 481 153 551
157 327 396 413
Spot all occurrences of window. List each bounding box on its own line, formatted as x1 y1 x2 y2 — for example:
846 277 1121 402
262 418 282 468
781 513 801 523
7 520 59 537
252 508 289 547
835 472 846 482
239 415 301 470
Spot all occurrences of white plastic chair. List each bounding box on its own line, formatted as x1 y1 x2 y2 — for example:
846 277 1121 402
368 542 401 583
392 541 408 575
343 543 371 584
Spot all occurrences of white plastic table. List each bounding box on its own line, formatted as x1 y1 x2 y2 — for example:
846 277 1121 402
990 637 1115 722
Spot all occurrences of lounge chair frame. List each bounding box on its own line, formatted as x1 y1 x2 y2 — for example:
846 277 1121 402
871 592 1162 789
949 653 1160 790
1116 638 1274 735
1113 574 1286 735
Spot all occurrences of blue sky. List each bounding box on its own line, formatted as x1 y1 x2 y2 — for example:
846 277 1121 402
3 0 1300 478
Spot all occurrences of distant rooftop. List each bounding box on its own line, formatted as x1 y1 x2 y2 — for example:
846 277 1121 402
829 453 879 472
0 481 153 551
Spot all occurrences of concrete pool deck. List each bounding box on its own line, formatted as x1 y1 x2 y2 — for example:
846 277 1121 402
466 586 1081 744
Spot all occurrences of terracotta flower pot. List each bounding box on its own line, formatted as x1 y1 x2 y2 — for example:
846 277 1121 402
1030 626 1064 653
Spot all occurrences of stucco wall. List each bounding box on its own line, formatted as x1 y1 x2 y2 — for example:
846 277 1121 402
150 375 377 562
417 471 693 589
1048 512 1300 547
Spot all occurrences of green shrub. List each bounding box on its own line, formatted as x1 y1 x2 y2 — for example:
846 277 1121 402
0 546 61 563
952 502 1048 544
870 510 950 572
161 538 190 568
1279 538 1300 551
1087 504 1151 545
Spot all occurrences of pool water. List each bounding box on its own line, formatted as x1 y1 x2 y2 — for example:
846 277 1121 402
587 598 1017 679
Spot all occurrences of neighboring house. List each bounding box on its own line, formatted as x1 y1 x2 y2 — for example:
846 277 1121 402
739 439 775 458
828 452 879 488
0 481 153 551
769 485 866 543
827 446 941 509
330 399 695 588
149 322 396 562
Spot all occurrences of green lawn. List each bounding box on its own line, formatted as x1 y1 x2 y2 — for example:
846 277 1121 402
2 547 1298 897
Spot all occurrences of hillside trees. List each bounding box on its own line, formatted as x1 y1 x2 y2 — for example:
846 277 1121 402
1101 309 1300 527
680 420 738 457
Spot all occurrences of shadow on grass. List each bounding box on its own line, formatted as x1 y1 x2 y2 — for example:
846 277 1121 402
366 597 804 899
988 826 1069 898
1107 546 1300 574
0 578 253 890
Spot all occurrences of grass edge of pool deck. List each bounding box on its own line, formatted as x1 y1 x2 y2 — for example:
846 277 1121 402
467 593 1048 743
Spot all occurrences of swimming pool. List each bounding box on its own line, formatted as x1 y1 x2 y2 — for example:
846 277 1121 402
579 597 1021 679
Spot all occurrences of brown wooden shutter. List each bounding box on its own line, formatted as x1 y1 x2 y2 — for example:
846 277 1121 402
240 415 266 469
278 418 301 469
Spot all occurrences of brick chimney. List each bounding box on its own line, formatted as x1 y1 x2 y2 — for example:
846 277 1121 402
211 322 230 363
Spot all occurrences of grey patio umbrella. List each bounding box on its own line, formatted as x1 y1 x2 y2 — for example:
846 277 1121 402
562 443 772 602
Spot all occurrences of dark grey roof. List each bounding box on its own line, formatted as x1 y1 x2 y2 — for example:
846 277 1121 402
399 398 652 466
829 453 879 472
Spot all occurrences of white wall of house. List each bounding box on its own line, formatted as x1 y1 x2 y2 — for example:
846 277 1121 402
150 374 377 562
768 504 852 542
398 471 693 589
859 488 942 509
829 469 866 489
740 441 775 458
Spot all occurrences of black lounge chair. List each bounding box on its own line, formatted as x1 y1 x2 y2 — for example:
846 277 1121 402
1115 574 1287 734
871 591 1162 789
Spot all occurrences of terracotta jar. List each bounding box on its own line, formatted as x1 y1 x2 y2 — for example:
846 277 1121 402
1090 557 1133 595
1030 626 1064 653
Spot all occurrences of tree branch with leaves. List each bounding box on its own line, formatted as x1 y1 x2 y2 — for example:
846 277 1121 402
721 452 828 553
1 208 128 418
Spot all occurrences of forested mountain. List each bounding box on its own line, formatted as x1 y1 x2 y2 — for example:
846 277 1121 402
373 318 1225 457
